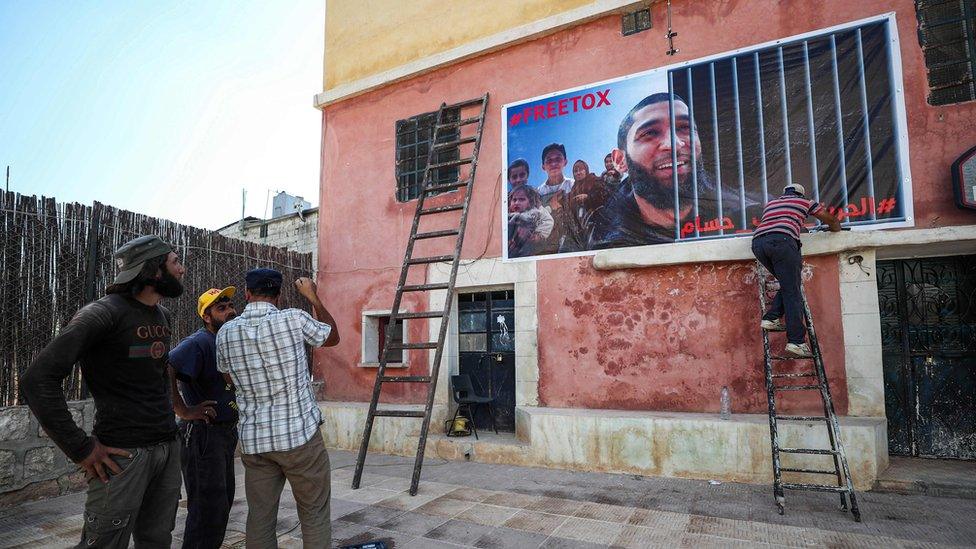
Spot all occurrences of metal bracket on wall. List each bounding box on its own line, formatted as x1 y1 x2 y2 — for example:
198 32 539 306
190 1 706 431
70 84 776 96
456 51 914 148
665 0 679 56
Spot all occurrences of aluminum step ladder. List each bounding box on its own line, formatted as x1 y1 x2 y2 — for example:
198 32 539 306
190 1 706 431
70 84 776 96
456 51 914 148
352 94 489 496
757 262 862 521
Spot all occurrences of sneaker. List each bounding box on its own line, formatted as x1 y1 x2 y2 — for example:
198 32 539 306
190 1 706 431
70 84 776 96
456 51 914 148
760 319 786 331
784 342 813 358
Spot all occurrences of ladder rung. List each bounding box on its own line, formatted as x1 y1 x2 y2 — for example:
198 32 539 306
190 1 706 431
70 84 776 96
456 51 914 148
400 283 450 292
446 97 488 110
427 157 474 170
374 409 426 418
779 448 839 455
407 255 454 265
436 116 480 130
393 310 446 319
777 415 828 421
782 483 850 493
432 136 477 150
379 376 432 383
425 180 470 194
771 372 817 378
413 229 460 240
774 384 821 391
390 342 439 350
771 356 813 361
419 203 464 215
781 467 838 475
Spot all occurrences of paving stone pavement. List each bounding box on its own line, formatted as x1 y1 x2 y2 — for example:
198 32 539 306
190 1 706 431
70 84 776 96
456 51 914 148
1 449 974 548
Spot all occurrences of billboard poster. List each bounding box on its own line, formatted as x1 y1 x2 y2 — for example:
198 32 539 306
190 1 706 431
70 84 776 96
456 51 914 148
502 15 910 260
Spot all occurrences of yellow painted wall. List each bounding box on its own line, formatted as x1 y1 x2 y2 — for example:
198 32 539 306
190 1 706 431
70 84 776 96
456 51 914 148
324 0 601 90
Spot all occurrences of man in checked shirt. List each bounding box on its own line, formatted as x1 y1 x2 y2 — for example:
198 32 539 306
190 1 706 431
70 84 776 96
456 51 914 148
215 268 339 547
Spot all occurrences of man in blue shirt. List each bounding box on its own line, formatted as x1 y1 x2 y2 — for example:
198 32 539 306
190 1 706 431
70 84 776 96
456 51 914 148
168 287 239 549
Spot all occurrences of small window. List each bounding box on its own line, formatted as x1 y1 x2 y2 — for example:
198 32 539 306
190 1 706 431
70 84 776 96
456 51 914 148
395 107 461 201
361 312 407 366
915 0 976 106
622 8 652 36
378 317 403 363
259 223 268 238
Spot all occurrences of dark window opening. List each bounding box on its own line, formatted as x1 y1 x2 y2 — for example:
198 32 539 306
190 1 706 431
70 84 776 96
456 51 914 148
915 0 976 105
622 8 652 36
395 107 461 201
377 316 403 363
259 223 268 238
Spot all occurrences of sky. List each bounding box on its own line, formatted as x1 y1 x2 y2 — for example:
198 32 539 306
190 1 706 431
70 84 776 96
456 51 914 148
0 0 324 230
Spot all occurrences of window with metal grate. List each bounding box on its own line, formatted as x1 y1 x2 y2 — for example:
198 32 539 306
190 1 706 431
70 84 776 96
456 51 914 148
395 107 461 201
621 8 651 36
915 0 976 106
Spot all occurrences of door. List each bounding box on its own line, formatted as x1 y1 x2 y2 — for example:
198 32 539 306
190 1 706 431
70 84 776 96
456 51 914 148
457 290 516 432
878 255 976 459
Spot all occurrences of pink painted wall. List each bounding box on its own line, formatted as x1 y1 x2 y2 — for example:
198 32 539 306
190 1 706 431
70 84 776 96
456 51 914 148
538 256 847 415
315 0 976 410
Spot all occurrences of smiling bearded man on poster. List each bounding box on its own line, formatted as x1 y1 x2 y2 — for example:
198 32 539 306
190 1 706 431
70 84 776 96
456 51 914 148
589 93 752 249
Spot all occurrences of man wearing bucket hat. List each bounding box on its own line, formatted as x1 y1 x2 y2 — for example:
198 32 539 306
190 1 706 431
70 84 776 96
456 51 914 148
168 286 238 549
21 235 186 548
752 183 842 358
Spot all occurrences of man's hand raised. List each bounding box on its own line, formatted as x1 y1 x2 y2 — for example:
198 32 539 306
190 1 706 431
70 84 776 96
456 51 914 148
295 277 318 299
79 438 131 483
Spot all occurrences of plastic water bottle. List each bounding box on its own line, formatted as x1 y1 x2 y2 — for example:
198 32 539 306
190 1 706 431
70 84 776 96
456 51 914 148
720 386 731 420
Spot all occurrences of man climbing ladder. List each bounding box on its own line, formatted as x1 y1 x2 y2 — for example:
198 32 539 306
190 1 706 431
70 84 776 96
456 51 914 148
752 183 861 521
752 183 841 357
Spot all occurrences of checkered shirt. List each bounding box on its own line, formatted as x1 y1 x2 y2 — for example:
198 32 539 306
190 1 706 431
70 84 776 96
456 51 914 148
215 301 331 454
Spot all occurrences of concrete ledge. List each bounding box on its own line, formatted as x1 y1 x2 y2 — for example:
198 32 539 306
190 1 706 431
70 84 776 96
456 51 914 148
314 0 645 108
592 225 976 270
319 402 887 490
873 456 976 499
319 401 450 457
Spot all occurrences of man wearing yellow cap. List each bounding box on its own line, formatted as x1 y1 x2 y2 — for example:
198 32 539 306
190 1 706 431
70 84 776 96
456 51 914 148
167 287 238 549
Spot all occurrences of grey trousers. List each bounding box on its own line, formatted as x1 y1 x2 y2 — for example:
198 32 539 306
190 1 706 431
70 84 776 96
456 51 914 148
76 438 182 549
241 433 331 548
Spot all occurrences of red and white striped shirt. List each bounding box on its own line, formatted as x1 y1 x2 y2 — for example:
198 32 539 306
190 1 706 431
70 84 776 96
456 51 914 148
753 194 824 241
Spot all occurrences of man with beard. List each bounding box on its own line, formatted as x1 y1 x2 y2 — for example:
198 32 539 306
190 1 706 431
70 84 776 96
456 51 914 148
168 287 239 549
590 93 750 249
21 235 185 548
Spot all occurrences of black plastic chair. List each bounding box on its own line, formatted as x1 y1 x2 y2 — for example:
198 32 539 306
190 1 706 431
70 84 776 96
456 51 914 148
450 374 497 440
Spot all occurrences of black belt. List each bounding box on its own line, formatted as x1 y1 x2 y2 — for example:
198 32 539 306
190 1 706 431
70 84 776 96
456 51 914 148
186 419 237 428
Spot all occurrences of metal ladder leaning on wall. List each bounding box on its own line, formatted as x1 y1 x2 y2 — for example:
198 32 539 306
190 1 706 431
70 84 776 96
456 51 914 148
757 263 862 522
352 94 489 496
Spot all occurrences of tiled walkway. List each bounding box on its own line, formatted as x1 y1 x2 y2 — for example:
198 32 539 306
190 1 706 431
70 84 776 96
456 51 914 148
2 449 974 547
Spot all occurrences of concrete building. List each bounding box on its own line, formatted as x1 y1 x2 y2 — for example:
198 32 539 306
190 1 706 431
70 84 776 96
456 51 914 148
312 0 976 490
218 192 318 268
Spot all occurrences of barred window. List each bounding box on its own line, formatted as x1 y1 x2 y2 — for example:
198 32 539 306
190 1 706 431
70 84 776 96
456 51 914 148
916 0 976 106
395 107 461 201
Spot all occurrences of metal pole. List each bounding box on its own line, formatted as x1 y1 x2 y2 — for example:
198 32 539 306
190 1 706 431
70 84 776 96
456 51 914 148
84 203 102 304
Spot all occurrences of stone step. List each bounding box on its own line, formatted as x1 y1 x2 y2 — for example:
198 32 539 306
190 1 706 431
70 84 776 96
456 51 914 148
872 457 976 500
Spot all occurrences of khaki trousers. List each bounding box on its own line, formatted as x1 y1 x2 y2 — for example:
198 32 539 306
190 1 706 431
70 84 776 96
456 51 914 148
240 433 331 548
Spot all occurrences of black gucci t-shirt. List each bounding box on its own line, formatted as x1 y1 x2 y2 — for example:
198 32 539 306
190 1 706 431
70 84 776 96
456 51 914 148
21 293 177 462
